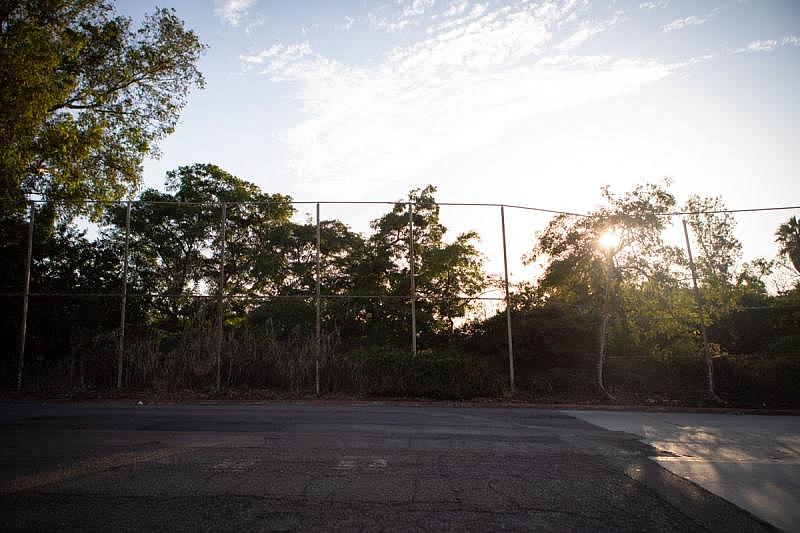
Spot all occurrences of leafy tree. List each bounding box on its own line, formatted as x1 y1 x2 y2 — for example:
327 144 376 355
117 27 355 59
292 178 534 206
682 196 772 339
526 181 677 305
0 0 205 217
359 186 486 345
527 186 776 400
525 181 677 396
246 217 369 342
105 164 293 324
776 215 800 274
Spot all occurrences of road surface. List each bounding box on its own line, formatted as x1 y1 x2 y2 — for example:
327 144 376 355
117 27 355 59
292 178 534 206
0 402 779 532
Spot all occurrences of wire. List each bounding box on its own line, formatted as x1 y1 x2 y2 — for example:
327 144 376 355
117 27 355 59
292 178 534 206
1 292 507 302
5 196 798 218
666 205 800 216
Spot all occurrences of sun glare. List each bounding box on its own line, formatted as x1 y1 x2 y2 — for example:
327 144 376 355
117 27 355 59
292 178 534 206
598 229 621 251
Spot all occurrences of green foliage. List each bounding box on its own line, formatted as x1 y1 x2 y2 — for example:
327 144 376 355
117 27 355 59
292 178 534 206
3 171 799 404
526 180 677 307
342 346 500 398
0 0 205 217
775 216 800 274
0 216 122 387
715 353 800 407
361 185 487 341
104 164 294 323
463 304 596 370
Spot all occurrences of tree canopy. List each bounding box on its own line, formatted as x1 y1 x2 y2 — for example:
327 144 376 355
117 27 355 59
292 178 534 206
0 0 205 217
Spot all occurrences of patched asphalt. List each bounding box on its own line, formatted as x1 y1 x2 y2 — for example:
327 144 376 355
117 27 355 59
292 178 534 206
0 403 778 532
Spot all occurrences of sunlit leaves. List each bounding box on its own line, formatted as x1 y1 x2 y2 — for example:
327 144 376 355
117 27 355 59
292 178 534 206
0 0 205 218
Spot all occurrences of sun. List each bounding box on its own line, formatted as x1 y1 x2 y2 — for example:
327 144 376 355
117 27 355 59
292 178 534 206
598 229 621 251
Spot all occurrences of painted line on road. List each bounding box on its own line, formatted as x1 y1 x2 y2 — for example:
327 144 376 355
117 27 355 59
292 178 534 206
0 447 190 495
333 456 388 471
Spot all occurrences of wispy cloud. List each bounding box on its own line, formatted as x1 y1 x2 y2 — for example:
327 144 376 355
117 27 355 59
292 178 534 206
340 16 356 31
783 35 800 47
442 0 469 18
747 39 778 52
555 14 620 51
639 0 668 9
215 0 257 27
370 0 437 33
244 17 265 35
662 8 717 33
426 2 488 34
301 23 320 37
736 35 800 53
243 1 678 193
241 42 313 74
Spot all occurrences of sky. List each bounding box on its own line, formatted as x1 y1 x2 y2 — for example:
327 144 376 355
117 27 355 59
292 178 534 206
117 0 800 288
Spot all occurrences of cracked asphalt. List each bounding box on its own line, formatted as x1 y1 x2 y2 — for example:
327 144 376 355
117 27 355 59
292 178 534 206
0 403 776 532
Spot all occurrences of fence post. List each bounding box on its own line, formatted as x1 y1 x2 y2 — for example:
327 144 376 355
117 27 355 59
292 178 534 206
409 202 417 356
16 202 35 391
682 219 719 402
215 203 226 392
117 200 131 389
315 202 321 396
500 206 515 394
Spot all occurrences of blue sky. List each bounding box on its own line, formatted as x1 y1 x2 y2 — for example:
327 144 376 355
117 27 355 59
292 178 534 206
117 0 799 286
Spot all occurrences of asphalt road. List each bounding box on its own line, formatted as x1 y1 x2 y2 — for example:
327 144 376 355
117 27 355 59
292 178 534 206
0 403 777 532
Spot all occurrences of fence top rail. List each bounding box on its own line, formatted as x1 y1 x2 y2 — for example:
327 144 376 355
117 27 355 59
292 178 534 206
3 197 798 218
7 291 508 301
1 198 589 216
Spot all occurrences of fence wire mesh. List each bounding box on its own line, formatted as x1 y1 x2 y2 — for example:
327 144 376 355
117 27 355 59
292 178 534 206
1 197 798 403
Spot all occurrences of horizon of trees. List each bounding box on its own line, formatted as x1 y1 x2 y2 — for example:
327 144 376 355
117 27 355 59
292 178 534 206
1 164 798 401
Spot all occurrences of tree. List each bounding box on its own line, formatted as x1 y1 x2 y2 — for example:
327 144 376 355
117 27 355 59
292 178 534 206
105 164 293 324
683 196 772 345
0 0 205 217
527 185 773 401
526 181 677 397
360 186 486 345
776 215 800 274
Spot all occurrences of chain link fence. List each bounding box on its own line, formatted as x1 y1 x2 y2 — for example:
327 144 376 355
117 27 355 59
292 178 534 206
1 198 798 402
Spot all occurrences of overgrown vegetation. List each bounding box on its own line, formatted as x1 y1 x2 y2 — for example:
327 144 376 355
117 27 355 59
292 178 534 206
2 169 799 406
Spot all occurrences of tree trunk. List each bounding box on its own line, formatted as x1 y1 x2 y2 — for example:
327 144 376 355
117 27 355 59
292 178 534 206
597 253 615 400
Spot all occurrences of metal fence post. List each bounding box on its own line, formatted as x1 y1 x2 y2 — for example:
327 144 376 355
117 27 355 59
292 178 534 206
315 202 321 396
215 203 226 392
682 219 719 401
117 200 131 389
500 206 515 394
16 202 34 391
409 202 417 356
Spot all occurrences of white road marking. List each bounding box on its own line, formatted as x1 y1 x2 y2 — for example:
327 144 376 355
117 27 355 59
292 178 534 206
333 456 387 470
212 459 257 472
369 458 387 469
